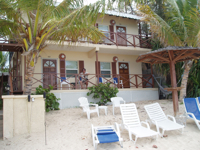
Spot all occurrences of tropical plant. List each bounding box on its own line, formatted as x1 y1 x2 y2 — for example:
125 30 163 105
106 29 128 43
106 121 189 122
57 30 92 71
87 83 119 105
35 85 60 112
0 51 9 72
137 0 200 101
0 0 111 95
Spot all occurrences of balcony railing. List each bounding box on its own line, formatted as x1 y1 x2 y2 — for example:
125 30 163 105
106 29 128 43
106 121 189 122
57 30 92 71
63 31 152 49
30 73 154 90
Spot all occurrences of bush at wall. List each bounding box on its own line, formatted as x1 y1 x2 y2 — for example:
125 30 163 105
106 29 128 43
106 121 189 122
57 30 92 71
35 85 60 112
87 83 119 105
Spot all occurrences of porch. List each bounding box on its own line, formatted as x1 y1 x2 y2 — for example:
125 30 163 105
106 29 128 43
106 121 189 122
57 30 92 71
30 73 154 91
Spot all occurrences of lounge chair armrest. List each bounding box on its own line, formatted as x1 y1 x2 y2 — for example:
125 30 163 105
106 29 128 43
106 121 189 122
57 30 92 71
186 112 197 119
141 121 150 129
122 100 125 104
90 104 98 108
167 115 176 122
114 122 121 138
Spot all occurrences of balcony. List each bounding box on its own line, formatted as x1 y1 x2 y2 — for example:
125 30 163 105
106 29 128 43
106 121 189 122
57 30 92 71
63 31 152 49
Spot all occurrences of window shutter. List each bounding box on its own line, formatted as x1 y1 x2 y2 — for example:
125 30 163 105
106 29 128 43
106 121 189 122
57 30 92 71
95 23 98 28
59 53 66 77
95 61 100 75
60 60 65 77
79 60 84 73
112 62 117 77
109 25 114 41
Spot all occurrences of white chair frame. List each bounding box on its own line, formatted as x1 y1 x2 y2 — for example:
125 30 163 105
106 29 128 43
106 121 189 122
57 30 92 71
78 97 99 119
111 97 125 115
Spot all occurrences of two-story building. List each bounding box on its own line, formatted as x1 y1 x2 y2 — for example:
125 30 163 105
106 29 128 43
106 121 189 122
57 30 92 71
6 11 158 108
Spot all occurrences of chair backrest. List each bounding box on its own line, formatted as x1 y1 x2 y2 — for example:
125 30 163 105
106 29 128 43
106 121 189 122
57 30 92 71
78 97 89 111
99 77 103 83
120 103 141 128
111 97 124 107
60 77 66 82
144 103 167 122
183 98 200 117
113 78 118 84
197 97 200 105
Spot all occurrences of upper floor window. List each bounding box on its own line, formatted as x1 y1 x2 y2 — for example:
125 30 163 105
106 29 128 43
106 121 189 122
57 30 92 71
100 62 111 78
66 61 78 77
98 25 109 39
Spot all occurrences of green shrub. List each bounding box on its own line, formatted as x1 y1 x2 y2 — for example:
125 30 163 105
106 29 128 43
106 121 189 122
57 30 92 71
87 83 119 105
35 85 60 112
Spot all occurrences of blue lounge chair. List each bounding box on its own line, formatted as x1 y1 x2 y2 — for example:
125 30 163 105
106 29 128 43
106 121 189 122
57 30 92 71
91 123 123 149
183 98 200 130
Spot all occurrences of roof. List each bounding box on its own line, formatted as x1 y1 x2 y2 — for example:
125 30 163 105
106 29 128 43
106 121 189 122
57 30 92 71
136 46 200 64
55 2 141 20
105 10 141 20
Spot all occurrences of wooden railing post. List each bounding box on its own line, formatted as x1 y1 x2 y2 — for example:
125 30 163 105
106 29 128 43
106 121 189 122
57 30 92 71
135 75 138 88
50 74 53 87
75 74 77 89
133 35 135 47
117 74 120 88
151 65 154 88
116 33 118 46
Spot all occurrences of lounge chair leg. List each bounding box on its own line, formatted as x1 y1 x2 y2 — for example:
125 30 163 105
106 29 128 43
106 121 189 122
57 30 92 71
87 112 90 119
113 106 115 115
128 131 133 141
161 129 165 137
134 136 138 144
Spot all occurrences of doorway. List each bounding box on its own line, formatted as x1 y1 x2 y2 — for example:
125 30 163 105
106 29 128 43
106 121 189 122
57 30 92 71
116 26 127 46
43 59 57 89
118 62 130 88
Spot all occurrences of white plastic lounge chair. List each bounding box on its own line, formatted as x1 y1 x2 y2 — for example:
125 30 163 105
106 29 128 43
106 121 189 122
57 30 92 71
91 122 123 149
144 103 184 137
111 97 125 115
183 98 200 130
78 97 99 119
60 77 70 90
120 103 158 144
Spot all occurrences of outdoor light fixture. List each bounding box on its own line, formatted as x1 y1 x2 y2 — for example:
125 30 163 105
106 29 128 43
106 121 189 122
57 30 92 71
43 92 46 98
5 84 10 95
28 95 30 102
5 84 10 91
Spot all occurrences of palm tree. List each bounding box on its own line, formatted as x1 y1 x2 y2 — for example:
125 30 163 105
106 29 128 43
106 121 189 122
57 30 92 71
0 0 108 94
137 0 200 101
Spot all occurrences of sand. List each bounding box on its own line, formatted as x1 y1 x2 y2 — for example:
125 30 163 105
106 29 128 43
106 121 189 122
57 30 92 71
0 99 200 150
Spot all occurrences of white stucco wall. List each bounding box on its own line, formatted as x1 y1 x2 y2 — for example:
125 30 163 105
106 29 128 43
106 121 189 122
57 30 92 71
52 88 159 109
2 95 45 140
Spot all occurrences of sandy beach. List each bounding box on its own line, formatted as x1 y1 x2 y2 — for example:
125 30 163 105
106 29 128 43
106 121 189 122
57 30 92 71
0 99 200 150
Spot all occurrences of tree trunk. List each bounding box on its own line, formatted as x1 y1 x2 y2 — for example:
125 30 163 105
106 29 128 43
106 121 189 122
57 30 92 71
23 65 35 95
179 60 193 102
23 51 39 95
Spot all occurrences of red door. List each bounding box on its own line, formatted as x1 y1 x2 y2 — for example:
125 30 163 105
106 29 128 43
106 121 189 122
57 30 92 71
43 59 57 89
116 26 127 46
119 62 130 88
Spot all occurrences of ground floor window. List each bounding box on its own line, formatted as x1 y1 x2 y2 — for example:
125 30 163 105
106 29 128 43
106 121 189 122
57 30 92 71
100 62 111 78
66 61 78 77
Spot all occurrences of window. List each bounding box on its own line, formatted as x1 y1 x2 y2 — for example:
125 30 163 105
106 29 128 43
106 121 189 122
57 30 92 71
98 25 109 40
66 61 78 77
100 62 111 78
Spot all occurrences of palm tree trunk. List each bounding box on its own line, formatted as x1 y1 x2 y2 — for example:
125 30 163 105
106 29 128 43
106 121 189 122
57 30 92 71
23 65 35 95
179 60 193 102
23 51 39 95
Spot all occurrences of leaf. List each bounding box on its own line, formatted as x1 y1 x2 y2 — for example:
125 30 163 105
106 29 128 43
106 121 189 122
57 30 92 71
30 61 34 67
